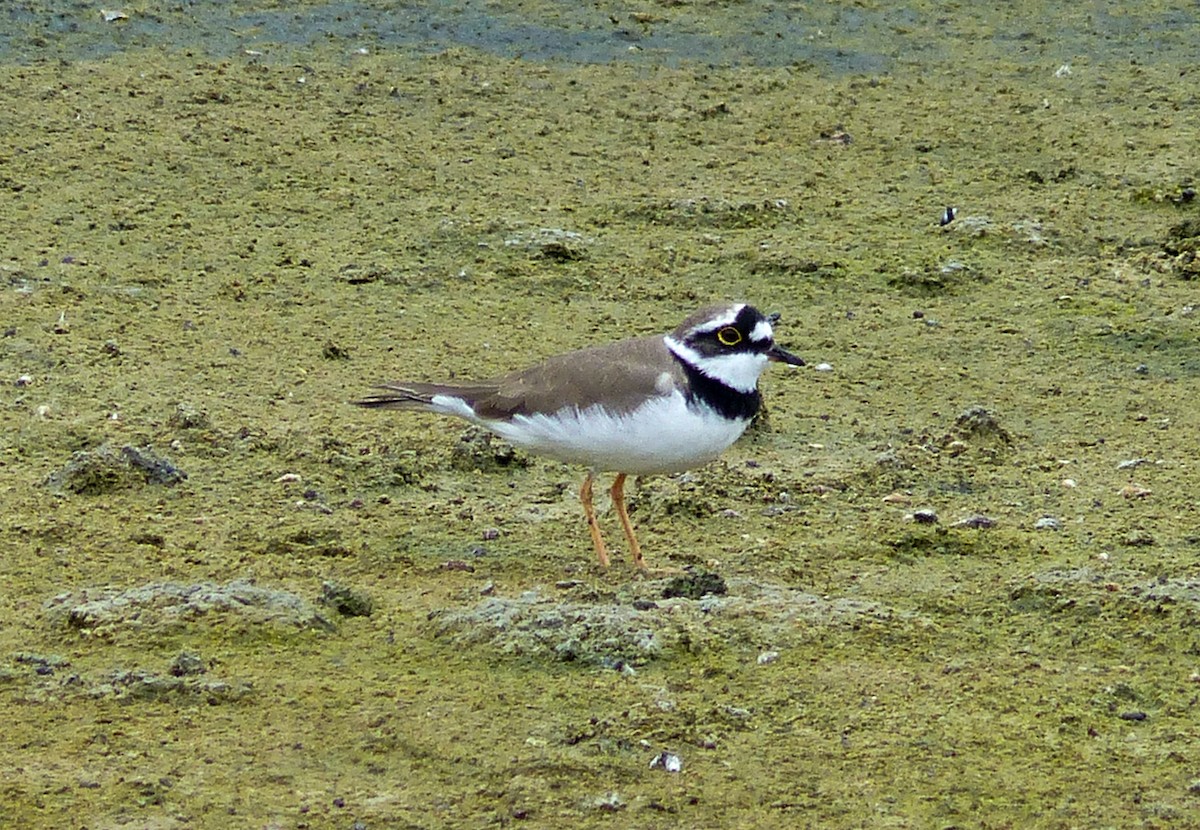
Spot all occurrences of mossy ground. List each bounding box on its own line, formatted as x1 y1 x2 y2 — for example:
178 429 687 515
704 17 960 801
2 3 1200 827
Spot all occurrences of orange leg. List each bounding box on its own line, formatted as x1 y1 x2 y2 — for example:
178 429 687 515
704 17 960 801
580 471 610 568
610 473 647 571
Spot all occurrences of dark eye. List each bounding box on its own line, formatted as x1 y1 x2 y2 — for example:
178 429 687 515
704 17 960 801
716 326 742 346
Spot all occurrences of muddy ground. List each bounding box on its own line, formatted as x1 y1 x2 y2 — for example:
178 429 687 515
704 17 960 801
2 2 1200 827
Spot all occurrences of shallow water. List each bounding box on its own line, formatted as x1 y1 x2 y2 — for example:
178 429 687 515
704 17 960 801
2 1 1200 827
5 0 1196 68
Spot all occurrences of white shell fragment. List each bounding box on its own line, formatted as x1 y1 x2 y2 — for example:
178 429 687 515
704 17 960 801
649 751 682 773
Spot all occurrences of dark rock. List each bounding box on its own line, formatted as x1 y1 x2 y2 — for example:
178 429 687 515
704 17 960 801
319 581 374 617
169 651 206 677
44 443 187 494
662 571 727 600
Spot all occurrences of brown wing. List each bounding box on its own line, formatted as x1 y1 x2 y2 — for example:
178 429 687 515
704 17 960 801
356 335 686 417
469 335 686 419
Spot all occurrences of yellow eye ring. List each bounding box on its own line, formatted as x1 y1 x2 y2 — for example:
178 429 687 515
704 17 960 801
717 326 742 346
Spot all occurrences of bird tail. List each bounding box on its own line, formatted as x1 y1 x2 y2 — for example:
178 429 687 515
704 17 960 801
353 383 440 410
353 381 502 417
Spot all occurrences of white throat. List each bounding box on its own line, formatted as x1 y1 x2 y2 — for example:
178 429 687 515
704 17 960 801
664 335 769 393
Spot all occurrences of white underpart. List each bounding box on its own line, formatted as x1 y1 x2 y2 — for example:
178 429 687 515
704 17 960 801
428 394 482 421
663 335 771 394
431 390 750 475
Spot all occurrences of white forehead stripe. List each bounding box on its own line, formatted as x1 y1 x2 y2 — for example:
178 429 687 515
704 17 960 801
688 303 746 335
750 319 774 343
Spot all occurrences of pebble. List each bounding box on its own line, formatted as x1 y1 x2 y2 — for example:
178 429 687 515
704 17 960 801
952 514 995 529
909 509 939 525
1034 516 1061 531
169 651 206 677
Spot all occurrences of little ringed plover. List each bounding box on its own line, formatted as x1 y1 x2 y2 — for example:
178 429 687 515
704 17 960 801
355 302 804 570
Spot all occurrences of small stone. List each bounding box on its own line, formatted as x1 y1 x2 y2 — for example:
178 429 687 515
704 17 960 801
945 440 969 456
953 405 1012 443
757 650 780 665
1034 516 1061 531
952 514 995 529
909 509 939 525
169 651 206 677
1120 484 1152 499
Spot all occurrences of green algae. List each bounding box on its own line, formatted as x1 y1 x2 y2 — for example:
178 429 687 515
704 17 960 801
3 3 1200 828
